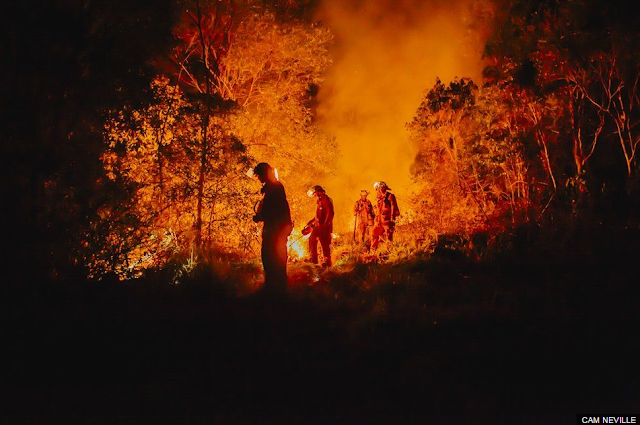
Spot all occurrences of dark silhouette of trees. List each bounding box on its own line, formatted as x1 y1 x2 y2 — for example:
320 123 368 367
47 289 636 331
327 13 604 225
409 0 640 235
485 0 640 212
2 1 176 283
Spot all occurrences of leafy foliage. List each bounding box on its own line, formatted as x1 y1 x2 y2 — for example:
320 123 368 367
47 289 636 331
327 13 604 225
219 12 335 226
408 0 640 238
408 78 530 235
86 6 333 278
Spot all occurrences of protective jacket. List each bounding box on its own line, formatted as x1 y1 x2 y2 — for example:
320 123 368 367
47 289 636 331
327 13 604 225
314 193 334 233
375 191 400 225
309 192 334 266
354 199 375 225
253 180 292 293
254 181 292 234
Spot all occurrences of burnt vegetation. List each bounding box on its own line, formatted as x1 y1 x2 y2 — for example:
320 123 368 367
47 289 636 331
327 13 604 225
3 0 640 422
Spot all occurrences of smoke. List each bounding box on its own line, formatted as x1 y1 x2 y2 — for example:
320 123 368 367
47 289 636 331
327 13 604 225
315 0 492 231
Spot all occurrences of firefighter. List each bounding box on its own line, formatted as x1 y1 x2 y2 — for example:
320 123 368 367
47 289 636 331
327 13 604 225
353 190 375 245
307 185 334 267
371 181 400 251
252 162 293 294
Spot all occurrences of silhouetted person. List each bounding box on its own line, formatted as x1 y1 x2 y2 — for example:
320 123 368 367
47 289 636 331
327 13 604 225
252 163 292 294
354 190 375 245
371 181 400 251
307 185 334 267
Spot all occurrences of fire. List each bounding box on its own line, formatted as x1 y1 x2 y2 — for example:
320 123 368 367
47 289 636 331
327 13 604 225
316 0 487 233
287 229 308 260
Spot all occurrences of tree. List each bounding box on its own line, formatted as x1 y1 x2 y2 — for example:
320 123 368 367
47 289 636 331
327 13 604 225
408 78 531 234
409 78 487 233
170 1 334 244
87 3 334 277
218 11 334 226
2 0 176 282
485 0 640 199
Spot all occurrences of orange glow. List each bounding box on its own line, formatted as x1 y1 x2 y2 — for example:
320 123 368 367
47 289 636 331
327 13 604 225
315 0 491 232
287 229 308 260
88 2 499 278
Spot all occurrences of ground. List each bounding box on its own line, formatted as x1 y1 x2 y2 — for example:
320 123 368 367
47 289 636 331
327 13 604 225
2 225 640 423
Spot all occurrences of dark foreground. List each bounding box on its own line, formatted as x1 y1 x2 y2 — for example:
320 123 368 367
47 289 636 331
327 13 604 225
2 227 640 423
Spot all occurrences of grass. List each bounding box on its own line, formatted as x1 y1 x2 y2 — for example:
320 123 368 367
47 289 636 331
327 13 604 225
2 222 640 422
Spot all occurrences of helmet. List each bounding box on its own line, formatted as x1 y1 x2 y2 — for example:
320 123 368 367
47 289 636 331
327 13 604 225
374 181 390 191
307 185 325 197
253 162 272 177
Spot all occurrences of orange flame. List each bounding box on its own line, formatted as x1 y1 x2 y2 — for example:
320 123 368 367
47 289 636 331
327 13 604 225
287 229 308 260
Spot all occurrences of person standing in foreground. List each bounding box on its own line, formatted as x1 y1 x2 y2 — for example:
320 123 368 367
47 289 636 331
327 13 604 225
307 185 334 267
252 163 292 294
371 181 400 251
354 190 375 246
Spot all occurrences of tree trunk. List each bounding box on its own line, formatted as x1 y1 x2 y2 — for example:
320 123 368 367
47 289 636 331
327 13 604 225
194 0 211 248
195 110 209 248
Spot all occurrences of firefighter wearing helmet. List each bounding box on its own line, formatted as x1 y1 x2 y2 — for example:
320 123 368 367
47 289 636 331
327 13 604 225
371 181 400 250
353 190 375 245
306 185 334 267
251 162 293 294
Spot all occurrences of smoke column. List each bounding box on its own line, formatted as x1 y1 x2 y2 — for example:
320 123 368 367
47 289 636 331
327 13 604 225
315 0 492 231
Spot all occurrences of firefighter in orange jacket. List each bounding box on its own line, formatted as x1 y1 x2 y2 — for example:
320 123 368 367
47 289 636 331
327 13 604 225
371 181 400 250
252 162 292 293
354 190 375 245
307 185 334 267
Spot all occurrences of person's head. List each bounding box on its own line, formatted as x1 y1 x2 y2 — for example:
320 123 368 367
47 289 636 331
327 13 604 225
360 190 369 200
374 181 390 195
308 185 325 199
253 162 276 184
